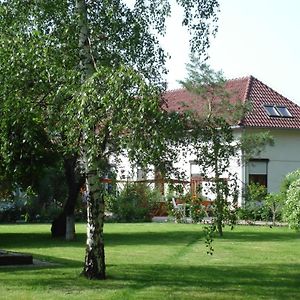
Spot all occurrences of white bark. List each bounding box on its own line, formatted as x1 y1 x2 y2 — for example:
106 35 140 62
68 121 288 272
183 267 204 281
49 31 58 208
76 0 106 279
83 162 106 279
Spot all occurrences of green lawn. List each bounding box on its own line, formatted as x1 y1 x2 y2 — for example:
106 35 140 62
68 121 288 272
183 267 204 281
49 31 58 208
0 223 299 300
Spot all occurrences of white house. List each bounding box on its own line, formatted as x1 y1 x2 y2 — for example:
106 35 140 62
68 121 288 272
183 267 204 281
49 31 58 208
116 76 300 206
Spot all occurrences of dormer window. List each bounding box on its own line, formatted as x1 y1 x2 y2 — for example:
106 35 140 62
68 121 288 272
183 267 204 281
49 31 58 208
263 105 292 118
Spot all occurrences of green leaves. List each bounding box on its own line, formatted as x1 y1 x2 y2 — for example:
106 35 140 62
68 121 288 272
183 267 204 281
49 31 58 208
0 0 220 192
283 179 300 230
176 0 219 54
180 61 243 236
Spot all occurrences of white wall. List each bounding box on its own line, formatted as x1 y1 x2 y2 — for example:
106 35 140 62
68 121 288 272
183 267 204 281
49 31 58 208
244 128 300 194
113 128 300 206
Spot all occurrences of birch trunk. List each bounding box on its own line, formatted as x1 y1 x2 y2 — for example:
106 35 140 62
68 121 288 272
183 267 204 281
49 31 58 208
76 0 106 279
82 164 106 279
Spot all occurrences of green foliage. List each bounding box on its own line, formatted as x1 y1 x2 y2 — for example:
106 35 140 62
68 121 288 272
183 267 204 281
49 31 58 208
237 184 285 224
182 194 207 223
38 203 63 223
281 169 300 196
0 0 220 278
106 183 162 222
283 178 300 230
37 166 67 206
0 164 68 223
237 205 269 222
0 187 31 222
239 183 268 221
280 169 300 230
245 182 267 203
190 201 207 223
0 188 64 223
265 193 284 224
181 59 243 236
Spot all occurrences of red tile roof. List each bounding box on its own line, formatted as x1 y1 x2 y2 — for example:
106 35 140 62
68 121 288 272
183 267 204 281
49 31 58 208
163 76 300 129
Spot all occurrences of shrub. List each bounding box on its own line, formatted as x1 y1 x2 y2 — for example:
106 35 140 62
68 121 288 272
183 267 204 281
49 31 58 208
190 201 206 223
241 183 268 221
265 193 284 224
281 169 300 196
106 183 162 222
0 201 18 222
283 179 300 230
0 186 64 223
39 203 63 222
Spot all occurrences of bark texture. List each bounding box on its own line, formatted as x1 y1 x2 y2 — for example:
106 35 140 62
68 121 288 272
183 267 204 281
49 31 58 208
82 169 106 279
76 0 106 279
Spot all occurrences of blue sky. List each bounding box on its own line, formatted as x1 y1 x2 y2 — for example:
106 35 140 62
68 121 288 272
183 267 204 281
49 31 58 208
162 0 300 104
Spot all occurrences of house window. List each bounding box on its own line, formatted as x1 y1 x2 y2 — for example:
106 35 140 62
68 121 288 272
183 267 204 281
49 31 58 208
249 174 267 187
248 159 268 188
263 105 292 118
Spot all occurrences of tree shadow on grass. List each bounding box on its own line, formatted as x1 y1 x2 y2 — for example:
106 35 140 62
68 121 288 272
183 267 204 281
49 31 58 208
0 261 299 299
106 229 299 247
0 224 299 299
113 262 300 297
0 227 298 250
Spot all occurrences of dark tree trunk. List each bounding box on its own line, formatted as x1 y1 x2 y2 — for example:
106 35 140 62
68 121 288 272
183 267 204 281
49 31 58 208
51 157 84 239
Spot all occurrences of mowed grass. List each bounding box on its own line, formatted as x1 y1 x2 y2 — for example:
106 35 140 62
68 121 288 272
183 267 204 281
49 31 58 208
0 223 299 300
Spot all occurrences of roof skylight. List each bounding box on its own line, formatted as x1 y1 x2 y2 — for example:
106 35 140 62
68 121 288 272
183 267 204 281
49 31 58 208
276 106 292 117
263 105 292 118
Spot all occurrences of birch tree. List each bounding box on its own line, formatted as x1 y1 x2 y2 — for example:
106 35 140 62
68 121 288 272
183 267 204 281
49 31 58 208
0 0 219 279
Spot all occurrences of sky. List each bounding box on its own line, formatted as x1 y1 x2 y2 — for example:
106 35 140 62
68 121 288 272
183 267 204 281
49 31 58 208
162 0 300 105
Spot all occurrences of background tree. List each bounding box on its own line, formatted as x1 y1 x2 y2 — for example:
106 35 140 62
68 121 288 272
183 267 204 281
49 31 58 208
180 58 273 237
0 0 84 239
180 60 244 237
0 0 220 279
